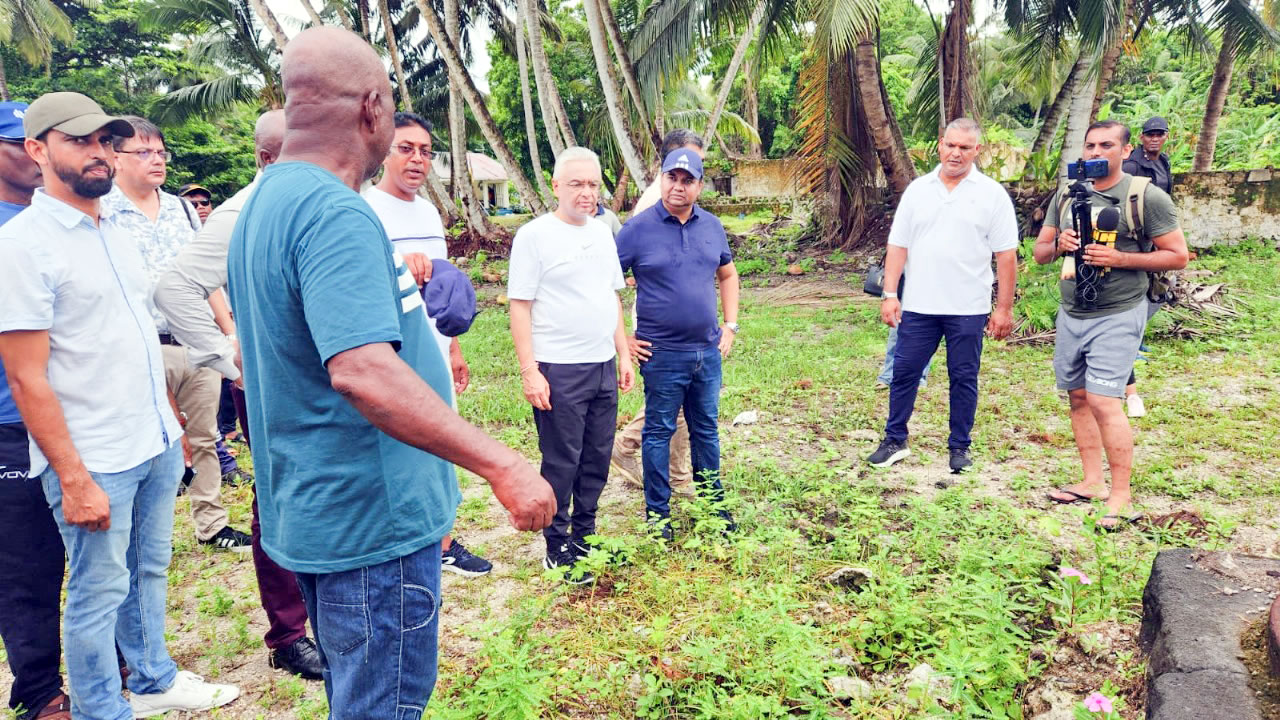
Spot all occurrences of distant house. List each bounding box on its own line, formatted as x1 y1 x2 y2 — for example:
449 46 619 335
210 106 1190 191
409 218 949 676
433 152 511 210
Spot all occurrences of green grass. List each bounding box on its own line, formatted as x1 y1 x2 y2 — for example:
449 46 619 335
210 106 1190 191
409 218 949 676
6 242 1275 720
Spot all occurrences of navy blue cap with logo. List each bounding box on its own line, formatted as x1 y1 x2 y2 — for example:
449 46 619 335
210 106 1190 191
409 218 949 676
660 148 703 179
0 102 29 141
423 259 478 337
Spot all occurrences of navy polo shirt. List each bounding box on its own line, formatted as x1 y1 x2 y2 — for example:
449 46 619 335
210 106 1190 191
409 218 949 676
617 202 732 351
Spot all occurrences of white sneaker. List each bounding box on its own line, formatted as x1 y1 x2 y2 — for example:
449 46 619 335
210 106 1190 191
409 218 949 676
1126 394 1146 418
130 670 240 718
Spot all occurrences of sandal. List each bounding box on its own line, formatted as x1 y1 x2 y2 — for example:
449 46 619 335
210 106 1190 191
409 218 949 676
1047 488 1107 504
35 692 71 720
1096 513 1143 533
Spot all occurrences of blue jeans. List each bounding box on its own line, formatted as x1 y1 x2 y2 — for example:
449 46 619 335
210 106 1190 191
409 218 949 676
877 325 932 386
40 443 182 720
296 541 442 719
639 347 724 517
884 312 987 450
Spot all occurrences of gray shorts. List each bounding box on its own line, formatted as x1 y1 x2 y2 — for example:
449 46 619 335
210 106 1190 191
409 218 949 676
1054 300 1148 398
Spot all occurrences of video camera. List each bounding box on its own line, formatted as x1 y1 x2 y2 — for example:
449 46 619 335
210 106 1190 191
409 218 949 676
1060 158 1115 311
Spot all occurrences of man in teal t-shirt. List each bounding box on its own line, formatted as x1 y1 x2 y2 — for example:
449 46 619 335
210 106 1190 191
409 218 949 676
227 27 554 717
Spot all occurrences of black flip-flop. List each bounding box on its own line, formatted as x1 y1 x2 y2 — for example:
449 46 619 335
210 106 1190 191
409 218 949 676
1096 513 1143 533
1047 489 1107 505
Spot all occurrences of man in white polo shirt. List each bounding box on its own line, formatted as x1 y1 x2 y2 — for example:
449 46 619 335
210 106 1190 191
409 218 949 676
508 146 634 584
867 118 1018 474
364 110 492 578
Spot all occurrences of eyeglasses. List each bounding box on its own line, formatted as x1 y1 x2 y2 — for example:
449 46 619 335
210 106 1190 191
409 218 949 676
565 180 602 192
393 144 436 160
118 148 173 162
188 198 212 207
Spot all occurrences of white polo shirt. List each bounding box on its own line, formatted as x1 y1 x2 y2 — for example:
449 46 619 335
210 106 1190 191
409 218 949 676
507 212 625 364
0 190 182 476
887 166 1019 315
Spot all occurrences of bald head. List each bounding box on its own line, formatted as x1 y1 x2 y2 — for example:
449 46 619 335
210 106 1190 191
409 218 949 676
254 109 285 168
280 27 396 185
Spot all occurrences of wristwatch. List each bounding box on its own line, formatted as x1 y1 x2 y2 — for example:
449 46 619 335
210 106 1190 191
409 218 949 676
883 291 898 299
725 322 740 334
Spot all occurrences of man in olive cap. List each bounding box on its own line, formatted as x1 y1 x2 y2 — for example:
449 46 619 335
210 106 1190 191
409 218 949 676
0 91 239 720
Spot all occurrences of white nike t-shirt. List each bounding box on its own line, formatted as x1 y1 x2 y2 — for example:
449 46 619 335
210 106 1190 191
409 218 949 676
363 186 453 365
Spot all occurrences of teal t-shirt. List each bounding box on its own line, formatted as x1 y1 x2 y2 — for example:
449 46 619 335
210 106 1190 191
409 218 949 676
227 162 460 574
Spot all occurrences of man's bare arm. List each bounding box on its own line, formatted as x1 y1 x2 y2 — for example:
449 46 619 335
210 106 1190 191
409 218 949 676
0 330 110 530
716 262 740 325
509 299 550 410
326 342 555 530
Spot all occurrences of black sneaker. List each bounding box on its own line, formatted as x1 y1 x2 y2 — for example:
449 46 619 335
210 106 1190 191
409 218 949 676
949 448 973 474
867 439 910 468
442 539 492 577
647 513 674 542
221 468 253 486
718 509 738 535
200 525 252 553
543 544 593 585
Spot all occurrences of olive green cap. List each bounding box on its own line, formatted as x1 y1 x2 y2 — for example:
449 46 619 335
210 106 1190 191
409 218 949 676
23 92 135 140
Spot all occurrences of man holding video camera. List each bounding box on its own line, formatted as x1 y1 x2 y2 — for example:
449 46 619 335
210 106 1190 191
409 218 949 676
1034 120 1188 530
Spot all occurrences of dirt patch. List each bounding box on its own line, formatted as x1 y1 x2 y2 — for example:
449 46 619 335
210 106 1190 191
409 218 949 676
746 278 871 308
1023 621 1145 719
1244 616 1280 719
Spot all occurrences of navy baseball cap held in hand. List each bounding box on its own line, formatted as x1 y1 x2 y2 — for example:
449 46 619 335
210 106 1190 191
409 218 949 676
423 259 477 337
660 149 703 180
0 102 29 140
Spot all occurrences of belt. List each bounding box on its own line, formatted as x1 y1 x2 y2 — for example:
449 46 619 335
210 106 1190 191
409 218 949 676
158 333 182 347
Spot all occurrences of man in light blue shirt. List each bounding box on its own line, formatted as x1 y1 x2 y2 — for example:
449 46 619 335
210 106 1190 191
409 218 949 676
0 92 238 720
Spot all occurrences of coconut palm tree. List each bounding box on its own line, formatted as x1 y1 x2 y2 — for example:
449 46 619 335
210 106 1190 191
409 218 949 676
0 0 98 98
521 0 574 153
582 0 651 186
515 6 553 201
142 0 283 123
1190 0 1278 170
704 0 767 142
413 0 548 214
442 0 495 231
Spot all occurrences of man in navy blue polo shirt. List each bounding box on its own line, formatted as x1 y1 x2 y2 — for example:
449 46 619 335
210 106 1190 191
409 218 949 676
617 149 740 539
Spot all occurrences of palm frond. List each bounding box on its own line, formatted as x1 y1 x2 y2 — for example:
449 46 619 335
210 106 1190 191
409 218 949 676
149 74 261 124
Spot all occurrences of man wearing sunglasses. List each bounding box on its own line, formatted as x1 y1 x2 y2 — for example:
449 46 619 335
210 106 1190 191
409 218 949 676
177 183 214 223
1122 116 1172 196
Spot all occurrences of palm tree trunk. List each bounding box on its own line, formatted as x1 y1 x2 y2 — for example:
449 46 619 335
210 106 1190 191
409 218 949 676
378 0 413 110
1030 51 1082 163
516 12 553 203
1194 32 1236 172
0 56 10 102
597 0 659 151
522 0 575 153
610 166 630 212
704 0 766 142
415 0 548 215
329 0 355 31
1090 0 1132 122
852 35 914 194
743 63 762 158
940 0 974 123
424 171 458 228
247 0 290 50
582 0 652 186
358 0 372 42
444 0 498 232
300 0 326 27
1058 52 1098 188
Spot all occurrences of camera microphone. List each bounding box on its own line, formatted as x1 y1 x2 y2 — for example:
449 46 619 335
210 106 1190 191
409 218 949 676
1096 207 1119 232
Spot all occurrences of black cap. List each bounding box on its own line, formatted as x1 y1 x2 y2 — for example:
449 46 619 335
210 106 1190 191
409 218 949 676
1142 117 1169 134
178 183 210 197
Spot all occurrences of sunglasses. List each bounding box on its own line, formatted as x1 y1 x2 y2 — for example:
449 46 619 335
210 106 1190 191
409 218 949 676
189 198 212 207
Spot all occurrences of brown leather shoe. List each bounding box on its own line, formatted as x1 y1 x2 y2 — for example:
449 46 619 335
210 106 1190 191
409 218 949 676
34 692 71 720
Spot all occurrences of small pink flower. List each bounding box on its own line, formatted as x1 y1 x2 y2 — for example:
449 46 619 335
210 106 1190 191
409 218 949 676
1084 691 1114 713
1060 567 1093 585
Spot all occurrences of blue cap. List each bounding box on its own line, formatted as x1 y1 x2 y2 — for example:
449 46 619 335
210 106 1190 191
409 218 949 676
0 102 30 141
660 149 703 180
423 259 477 337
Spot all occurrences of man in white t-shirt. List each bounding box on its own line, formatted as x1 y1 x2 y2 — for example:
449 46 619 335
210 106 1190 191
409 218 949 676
867 118 1018 474
365 111 492 578
508 147 634 584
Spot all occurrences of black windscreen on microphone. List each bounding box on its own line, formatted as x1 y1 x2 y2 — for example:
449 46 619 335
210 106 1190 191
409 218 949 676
1095 206 1120 232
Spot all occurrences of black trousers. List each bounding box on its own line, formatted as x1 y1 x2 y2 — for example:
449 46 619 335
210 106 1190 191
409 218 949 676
0 422 65 718
532 360 618 552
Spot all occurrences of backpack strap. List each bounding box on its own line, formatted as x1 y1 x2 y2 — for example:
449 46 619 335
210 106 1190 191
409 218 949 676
1126 176 1151 250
